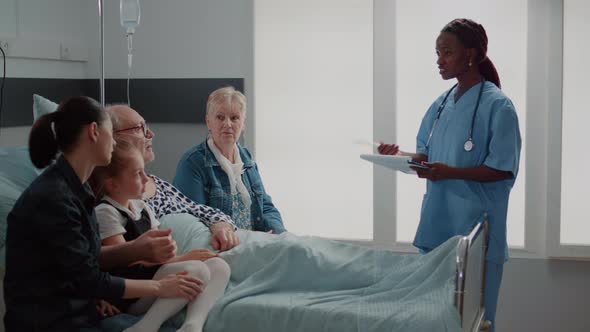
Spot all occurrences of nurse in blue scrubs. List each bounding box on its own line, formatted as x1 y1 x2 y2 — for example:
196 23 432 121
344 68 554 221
378 18 521 332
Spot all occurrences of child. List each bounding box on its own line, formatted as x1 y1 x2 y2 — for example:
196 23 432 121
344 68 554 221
91 139 230 332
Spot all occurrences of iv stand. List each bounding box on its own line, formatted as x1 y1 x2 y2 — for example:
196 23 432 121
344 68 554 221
98 0 105 106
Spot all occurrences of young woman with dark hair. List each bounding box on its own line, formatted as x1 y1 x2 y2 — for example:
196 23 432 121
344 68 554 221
4 96 203 332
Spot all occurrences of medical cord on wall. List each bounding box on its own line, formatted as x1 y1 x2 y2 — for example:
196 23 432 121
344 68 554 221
0 44 6 136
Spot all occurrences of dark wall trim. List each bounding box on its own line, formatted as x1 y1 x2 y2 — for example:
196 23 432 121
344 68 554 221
0 77 244 127
1 78 90 127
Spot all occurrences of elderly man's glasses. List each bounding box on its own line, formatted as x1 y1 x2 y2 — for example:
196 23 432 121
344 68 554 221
115 122 150 137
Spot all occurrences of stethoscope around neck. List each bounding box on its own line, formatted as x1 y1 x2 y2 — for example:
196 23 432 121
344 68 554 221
425 78 485 152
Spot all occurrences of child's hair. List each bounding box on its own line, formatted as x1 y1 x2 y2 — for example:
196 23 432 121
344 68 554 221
90 139 142 201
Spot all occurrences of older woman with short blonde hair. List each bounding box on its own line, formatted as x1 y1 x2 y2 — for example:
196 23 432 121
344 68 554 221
173 86 286 233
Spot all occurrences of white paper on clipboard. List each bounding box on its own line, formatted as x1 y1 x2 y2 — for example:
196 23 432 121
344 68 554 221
360 154 416 174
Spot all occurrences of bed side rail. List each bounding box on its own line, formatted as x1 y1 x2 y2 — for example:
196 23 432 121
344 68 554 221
455 219 488 332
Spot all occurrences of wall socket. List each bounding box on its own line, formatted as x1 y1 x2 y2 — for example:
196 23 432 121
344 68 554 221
60 44 70 60
0 40 8 54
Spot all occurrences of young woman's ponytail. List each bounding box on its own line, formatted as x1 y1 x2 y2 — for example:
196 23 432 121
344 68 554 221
29 112 60 169
28 96 107 169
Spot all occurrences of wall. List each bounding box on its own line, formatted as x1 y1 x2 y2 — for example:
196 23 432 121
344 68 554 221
1 0 254 181
87 0 254 180
0 0 92 147
0 0 90 78
498 258 590 331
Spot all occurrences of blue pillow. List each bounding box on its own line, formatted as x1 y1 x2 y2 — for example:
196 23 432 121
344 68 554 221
33 94 58 122
0 147 42 189
0 147 41 257
158 213 213 253
0 177 22 250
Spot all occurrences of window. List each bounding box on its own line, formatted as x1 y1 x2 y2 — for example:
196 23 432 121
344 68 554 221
560 0 590 248
254 0 374 239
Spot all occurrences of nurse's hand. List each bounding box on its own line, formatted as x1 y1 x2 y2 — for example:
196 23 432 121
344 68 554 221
377 143 400 155
413 162 451 181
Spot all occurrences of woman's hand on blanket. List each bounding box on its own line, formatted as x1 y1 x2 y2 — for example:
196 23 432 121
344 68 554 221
133 228 177 263
210 222 240 251
95 299 120 317
157 271 205 300
184 248 219 261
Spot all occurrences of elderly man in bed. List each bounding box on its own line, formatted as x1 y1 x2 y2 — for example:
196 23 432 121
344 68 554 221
105 104 241 261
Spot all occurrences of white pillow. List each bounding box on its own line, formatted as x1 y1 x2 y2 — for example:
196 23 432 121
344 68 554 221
32 94 58 122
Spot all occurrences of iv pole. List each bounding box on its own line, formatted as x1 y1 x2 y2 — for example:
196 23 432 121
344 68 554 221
98 0 105 106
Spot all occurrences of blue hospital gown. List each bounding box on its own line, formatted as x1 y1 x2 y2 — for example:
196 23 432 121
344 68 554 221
414 80 521 264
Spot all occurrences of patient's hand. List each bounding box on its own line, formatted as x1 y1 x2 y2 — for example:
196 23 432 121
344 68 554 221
210 222 240 252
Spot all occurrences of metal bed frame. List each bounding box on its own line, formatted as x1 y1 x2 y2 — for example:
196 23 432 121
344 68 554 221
455 220 490 332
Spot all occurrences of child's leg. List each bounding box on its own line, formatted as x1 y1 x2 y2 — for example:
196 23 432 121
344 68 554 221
123 261 211 332
177 257 231 332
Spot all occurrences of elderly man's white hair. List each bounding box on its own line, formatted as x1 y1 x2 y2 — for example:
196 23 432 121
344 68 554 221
105 103 132 130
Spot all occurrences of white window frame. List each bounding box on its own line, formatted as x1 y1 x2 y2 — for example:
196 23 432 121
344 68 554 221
547 0 590 258
524 0 562 259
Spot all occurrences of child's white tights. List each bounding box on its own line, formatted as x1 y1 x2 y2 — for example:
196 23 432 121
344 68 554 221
123 257 230 332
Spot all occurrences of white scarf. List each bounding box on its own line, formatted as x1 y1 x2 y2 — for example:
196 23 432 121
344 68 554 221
207 137 252 207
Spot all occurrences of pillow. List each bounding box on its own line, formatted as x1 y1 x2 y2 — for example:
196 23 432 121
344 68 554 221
33 94 58 122
158 213 213 253
0 147 42 190
0 176 23 265
0 147 41 260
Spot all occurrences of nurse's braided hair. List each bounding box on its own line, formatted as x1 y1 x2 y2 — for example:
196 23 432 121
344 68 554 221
442 18 501 89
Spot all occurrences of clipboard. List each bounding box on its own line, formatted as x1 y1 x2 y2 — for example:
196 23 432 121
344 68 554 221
360 154 427 174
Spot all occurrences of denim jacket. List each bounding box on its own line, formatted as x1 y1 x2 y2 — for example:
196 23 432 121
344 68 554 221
173 141 286 233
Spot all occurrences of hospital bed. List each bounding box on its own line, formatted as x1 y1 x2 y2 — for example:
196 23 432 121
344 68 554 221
162 213 490 332
0 146 489 332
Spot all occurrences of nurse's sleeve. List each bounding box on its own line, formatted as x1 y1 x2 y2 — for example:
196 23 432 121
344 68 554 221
483 101 522 177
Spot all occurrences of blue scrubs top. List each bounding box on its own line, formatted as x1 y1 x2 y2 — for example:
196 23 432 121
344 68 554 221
414 81 521 264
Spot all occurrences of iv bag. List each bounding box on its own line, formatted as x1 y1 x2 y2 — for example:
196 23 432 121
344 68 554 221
120 0 141 34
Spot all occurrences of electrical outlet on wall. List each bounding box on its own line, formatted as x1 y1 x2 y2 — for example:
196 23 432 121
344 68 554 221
60 43 70 60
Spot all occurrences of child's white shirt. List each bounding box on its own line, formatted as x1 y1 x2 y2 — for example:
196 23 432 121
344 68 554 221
95 196 160 240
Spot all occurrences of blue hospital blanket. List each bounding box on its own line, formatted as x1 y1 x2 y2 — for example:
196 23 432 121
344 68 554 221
160 214 462 332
